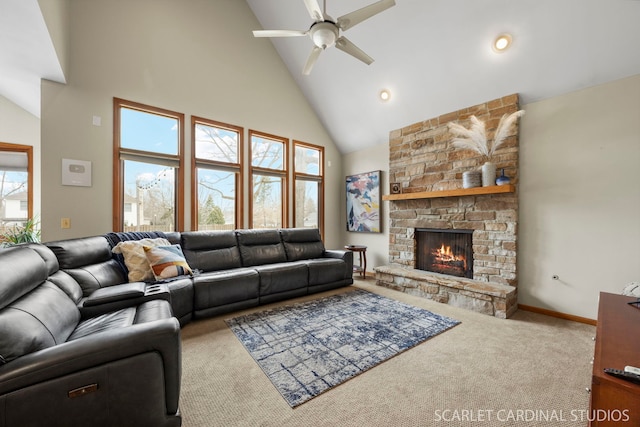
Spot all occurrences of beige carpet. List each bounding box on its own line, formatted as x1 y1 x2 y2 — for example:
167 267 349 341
180 280 595 427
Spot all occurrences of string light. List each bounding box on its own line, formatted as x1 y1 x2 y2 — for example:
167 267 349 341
136 168 171 190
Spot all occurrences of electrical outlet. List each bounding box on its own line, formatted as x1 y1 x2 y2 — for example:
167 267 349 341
61 218 71 229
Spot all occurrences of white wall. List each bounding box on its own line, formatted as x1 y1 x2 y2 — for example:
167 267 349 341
37 1 640 319
341 75 640 320
519 74 640 319
0 96 41 217
40 0 344 247
38 0 70 79
342 142 390 274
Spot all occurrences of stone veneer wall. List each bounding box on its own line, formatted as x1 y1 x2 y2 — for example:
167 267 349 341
376 94 520 318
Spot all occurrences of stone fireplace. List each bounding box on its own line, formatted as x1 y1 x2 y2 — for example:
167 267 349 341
415 228 473 279
375 94 520 318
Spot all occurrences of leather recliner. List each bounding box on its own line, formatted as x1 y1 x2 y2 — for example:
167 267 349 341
0 227 352 426
0 245 182 427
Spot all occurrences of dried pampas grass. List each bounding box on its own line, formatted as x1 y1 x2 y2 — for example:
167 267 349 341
448 110 525 159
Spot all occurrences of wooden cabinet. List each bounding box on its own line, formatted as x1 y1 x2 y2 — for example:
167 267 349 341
590 292 640 426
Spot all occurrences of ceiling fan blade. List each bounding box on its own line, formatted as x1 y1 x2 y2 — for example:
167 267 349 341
335 37 374 65
303 46 323 75
252 29 307 38
303 0 324 21
337 0 396 31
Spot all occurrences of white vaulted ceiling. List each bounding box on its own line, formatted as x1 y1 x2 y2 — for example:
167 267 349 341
0 0 65 117
1 0 639 154
246 0 640 153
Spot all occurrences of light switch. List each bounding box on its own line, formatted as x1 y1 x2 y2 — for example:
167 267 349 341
61 218 71 229
92 115 101 126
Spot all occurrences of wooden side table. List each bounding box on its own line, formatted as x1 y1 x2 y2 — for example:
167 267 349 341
344 245 367 278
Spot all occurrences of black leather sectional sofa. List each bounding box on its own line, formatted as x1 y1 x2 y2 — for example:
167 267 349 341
0 228 353 427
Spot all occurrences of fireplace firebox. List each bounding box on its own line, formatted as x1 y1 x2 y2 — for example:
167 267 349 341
415 228 473 279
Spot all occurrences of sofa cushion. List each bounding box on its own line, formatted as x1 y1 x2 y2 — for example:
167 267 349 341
181 230 242 271
236 229 286 266
133 299 174 324
144 244 193 280
0 247 49 310
159 276 193 326
253 263 308 296
67 299 173 341
280 228 325 261
0 281 80 364
192 268 259 310
46 236 113 269
64 260 128 297
67 307 137 341
22 243 60 276
47 270 84 304
112 238 171 282
47 236 128 296
305 258 349 285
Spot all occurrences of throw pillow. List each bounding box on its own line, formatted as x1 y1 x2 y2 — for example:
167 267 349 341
112 238 171 282
144 244 193 280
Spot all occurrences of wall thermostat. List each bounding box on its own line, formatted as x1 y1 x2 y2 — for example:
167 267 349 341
62 159 92 187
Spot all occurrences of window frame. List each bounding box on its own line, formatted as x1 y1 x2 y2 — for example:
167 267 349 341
113 98 185 232
248 129 288 229
0 142 33 222
191 116 244 230
293 140 324 238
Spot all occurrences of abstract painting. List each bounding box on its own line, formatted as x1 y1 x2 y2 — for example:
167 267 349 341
346 170 381 232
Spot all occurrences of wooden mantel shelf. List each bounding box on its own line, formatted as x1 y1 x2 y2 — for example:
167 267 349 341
382 184 515 201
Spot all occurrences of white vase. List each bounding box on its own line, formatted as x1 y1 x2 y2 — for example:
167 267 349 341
481 161 496 187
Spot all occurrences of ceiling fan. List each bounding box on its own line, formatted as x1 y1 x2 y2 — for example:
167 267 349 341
252 0 396 75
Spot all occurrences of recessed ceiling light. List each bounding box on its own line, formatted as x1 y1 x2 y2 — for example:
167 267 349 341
379 89 391 101
493 33 512 52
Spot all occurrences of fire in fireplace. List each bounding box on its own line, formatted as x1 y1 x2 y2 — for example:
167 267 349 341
415 228 473 278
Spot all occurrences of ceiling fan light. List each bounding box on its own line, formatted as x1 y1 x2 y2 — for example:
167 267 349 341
311 22 338 49
493 33 512 52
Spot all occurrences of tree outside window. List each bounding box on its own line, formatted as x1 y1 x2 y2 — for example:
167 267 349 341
249 131 287 229
113 98 184 232
294 141 323 236
192 117 243 230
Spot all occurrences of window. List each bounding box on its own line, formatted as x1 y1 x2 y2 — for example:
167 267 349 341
249 130 288 229
192 117 243 230
0 143 33 229
293 141 324 236
113 98 185 232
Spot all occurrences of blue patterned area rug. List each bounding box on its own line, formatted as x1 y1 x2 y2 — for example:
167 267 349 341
225 289 460 407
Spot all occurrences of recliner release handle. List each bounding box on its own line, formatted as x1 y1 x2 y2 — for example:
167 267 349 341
68 383 99 398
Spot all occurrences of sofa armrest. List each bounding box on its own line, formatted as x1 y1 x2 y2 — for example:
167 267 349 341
0 317 181 414
78 282 170 318
324 249 354 279
83 282 146 306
